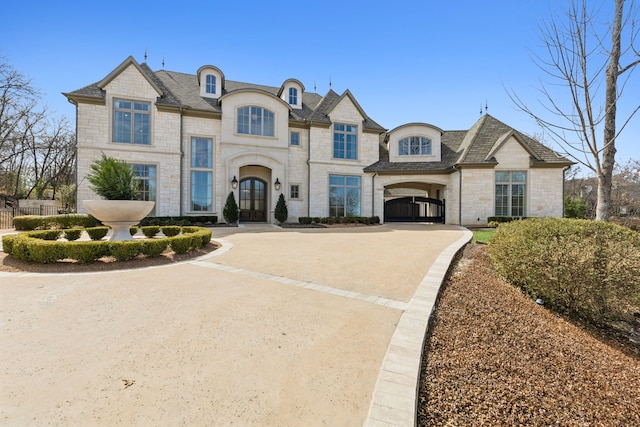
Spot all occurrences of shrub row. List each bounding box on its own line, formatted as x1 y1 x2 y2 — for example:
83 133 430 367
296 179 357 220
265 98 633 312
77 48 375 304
488 217 640 328
298 216 381 225
139 216 218 226
13 214 99 231
2 227 213 264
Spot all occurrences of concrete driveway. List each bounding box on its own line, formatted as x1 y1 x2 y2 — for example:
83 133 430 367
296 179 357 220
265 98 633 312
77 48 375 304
1 223 470 426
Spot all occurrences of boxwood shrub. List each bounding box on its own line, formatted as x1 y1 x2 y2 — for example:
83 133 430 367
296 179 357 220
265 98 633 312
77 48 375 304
161 225 181 237
141 226 160 238
85 227 109 241
2 226 212 264
13 214 99 231
142 239 169 257
64 229 83 241
108 241 143 261
489 217 640 328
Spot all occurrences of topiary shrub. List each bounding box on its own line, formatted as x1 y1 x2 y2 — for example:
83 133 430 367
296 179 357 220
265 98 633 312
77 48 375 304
275 194 288 224
2 234 19 255
141 226 160 238
161 225 180 237
26 230 61 240
130 226 138 236
85 227 109 241
108 241 143 261
64 229 83 241
489 217 640 328
141 239 169 257
65 241 110 263
169 234 192 254
223 191 239 224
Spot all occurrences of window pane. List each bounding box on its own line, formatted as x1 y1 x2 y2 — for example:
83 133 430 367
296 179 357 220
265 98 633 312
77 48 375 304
290 131 300 145
237 107 249 134
329 175 360 217
512 171 526 183
191 137 212 168
496 171 511 182
263 109 274 137
191 171 212 211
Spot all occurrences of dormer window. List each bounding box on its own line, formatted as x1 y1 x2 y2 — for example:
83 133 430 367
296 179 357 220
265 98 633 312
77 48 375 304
289 87 298 105
399 136 432 156
197 65 224 98
205 75 216 94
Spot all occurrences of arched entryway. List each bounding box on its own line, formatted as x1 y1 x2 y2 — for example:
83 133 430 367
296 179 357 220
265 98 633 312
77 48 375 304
383 181 446 223
239 177 267 222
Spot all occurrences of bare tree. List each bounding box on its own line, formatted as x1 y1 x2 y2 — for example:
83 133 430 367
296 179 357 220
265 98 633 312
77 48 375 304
511 0 640 220
0 57 75 199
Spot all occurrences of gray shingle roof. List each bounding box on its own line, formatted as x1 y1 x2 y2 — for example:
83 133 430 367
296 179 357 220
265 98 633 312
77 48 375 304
65 57 385 131
364 115 572 173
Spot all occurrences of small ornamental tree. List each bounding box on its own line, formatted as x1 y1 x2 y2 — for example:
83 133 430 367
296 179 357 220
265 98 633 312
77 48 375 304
86 154 141 200
223 191 239 224
275 193 288 224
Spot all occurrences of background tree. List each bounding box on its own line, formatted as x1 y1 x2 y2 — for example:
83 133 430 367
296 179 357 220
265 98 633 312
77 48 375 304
0 57 75 199
511 0 640 220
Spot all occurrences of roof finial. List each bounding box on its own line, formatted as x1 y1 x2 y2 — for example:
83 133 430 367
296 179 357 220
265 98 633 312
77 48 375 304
162 55 165 69
329 75 332 89
314 81 317 92
144 47 148 62
485 99 488 114
480 104 483 115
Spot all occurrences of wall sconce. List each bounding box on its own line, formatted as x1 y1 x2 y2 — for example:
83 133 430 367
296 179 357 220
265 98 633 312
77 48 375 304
231 176 238 189
274 178 281 191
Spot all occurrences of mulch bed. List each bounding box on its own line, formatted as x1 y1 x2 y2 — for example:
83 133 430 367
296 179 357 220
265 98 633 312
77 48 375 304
418 243 640 426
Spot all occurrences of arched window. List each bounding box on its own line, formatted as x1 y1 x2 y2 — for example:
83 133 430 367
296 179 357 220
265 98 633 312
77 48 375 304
237 106 275 136
398 136 432 156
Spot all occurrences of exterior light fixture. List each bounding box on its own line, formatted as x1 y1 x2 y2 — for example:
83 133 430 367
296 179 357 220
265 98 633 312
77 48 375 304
231 176 238 189
274 178 281 191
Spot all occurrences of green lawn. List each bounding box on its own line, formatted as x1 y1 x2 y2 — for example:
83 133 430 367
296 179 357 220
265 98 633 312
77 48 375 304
472 229 495 244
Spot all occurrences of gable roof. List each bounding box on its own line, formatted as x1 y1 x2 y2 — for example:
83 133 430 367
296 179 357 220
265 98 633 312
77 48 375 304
364 114 572 173
64 56 385 131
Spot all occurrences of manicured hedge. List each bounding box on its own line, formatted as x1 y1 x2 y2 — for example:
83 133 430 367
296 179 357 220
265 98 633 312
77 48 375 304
140 216 218 226
298 216 380 225
489 217 640 328
2 226 213 264
85 227 109 240
13 214 99 231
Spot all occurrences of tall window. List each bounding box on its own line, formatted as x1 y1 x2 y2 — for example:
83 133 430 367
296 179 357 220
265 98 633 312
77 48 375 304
290 184 300 199
290 131 300 146
288 87 298 105
205 75 216 94
329 175 361 217
333 123 357 159
190 137 213 212
495 171 526 217
398 136 431 156
237 106 275 136
133 164 157 216
113 99 151 144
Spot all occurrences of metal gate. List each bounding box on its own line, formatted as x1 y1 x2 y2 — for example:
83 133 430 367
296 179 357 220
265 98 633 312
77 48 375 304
384 197 445 223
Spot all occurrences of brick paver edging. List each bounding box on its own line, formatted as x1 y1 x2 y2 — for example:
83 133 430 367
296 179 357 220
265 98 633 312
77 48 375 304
364 228 473 427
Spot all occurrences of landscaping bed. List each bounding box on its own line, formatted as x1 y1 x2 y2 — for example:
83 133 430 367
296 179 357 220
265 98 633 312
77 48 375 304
418 243 640 426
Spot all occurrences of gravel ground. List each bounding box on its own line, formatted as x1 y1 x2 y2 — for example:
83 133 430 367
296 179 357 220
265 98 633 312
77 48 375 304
418 244 640 426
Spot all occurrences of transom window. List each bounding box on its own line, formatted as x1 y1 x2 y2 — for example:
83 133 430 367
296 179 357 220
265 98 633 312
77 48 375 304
495 171 526 217
190 137 214 212
329 175 361 217
333 123 357 160
289 87 298 105
399 136 432 156
113 99 151 144
205 75 216 94
237 106 275 137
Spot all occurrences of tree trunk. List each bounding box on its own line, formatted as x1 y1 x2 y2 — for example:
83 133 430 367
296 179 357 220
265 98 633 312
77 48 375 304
597 0 624 221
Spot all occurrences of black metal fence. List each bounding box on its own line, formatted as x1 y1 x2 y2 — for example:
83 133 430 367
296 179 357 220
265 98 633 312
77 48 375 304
0 205 60 229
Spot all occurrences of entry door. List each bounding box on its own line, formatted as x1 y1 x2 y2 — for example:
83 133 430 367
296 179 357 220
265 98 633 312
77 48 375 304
239 178 267 222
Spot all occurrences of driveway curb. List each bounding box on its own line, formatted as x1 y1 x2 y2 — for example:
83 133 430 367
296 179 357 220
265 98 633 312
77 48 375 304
365 227 472 426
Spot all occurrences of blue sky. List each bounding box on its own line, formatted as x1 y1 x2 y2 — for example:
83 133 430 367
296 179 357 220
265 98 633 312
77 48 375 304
2 0 638 167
